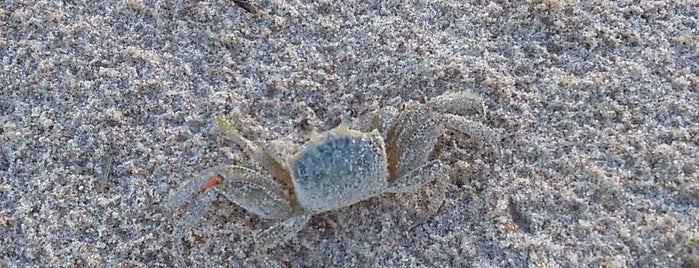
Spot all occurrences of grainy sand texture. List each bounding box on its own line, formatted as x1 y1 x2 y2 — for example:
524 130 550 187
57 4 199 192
1 0 697 267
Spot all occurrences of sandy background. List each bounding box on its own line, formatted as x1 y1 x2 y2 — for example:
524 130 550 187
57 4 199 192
1 0 697 267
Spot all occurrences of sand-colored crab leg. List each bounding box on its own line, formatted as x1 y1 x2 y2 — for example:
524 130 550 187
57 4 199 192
254 214 311 250
167 167 223 264
215 114 260 153
171 185 216 263
426 90 485 119
214 165 298 219
166 167 219 212
169 165 298 260
440 113 502 163
355 106 399 136
427 91 501 164
385 103 443 181
215 114 295 190
386 159 446 194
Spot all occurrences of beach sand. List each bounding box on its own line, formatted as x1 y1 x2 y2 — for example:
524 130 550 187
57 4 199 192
1 0 697 266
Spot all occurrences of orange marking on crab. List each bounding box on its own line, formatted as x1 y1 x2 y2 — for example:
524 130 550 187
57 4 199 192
202 174 221 192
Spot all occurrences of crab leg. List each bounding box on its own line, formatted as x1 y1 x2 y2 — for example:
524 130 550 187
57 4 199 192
171 186 216 263
386 159 446 194
254 214 311 250
355 106 399 136
385 103 442 181
440 113 502 163
215 114 295 189
167 167 224 263
166 168 218 212
426 90 485 119
169 165 299 259
214 165 298 219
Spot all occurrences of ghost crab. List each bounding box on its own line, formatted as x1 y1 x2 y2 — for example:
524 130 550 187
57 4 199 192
167 91 500 255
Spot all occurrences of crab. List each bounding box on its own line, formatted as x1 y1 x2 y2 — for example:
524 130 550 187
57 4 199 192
166 91 500 256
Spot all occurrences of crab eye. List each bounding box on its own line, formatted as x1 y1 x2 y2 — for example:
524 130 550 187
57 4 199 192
343 108 356 118
295 118 314 134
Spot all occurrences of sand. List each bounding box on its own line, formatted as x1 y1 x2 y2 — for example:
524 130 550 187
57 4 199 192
1 0 697 267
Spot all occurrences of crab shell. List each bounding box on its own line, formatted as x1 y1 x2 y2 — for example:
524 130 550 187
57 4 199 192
289 128 389 214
